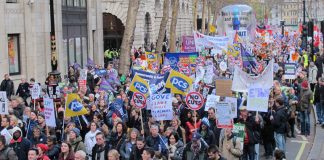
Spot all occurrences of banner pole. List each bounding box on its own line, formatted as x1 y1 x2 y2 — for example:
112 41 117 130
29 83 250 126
140 108 144 138
194 110 197 130
33 99 36 111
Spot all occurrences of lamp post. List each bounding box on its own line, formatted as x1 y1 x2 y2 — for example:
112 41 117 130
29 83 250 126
302 0 307 50
280 21 285 36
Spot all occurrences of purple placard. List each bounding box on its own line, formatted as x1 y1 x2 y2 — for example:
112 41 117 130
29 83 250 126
182 36 196 52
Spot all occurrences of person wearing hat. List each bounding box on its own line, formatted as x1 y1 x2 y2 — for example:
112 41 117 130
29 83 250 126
9 127 31 160
37 143 50 160
69 128 86 153
299 80 313 136
198 117 215 146
182 132 208 160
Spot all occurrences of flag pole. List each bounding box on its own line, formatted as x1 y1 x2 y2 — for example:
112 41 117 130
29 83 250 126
61 95 67 141
140 108 144 138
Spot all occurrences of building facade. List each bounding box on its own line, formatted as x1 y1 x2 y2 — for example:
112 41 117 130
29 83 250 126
0 0 193 87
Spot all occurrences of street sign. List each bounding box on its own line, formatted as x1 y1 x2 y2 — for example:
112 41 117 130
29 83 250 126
132 92 146 109
186 92 204 110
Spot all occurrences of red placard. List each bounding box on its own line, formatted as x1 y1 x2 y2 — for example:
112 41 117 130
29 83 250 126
132 92 146 109
186 92 204 110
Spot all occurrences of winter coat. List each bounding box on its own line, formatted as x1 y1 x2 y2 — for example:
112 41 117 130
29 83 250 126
182 141 208 160
198 128 215 146
30 133 47 147
271 106 288 134
37 155 50 160
168 141 184 160
15 82 30 99
299 88 313 111
0 79 14 99
308 65 318 83
146 135 168 154
25 119 38 139
129 146 144 160
46 144 60 160
219 135 243 160
119 140 136 160
9 137 31 160
0 146 18 160
84 130 100 155
70 136 86 152
58 152 74 160
91 143 110 160
108 132 126 151
236 116 261 145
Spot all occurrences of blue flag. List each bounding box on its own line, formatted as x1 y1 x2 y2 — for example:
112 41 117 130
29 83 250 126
240 44 257 71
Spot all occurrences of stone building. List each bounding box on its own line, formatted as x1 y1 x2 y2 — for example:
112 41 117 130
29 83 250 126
0 0 193 87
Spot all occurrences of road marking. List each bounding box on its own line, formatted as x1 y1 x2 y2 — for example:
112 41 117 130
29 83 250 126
291 140 308 143
295 141 307 160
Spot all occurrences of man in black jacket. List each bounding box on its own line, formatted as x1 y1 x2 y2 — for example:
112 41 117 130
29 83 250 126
92 132 109 160
271 96 288 152
0 74 14 100
129 137 146 160
16 78 29 105
9 127 31 160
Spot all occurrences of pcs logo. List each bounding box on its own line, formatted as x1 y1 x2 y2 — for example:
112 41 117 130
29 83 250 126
68 100 83 112
147 54 155 59
170 77 189 91
134 82 148 94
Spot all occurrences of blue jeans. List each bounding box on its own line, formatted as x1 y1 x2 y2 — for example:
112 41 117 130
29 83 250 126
274 132 286 151
317 102 324 123
300 110 310 135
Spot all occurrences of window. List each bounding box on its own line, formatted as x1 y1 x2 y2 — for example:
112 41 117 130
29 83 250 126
62 0 66 6
67 0 73 6
6 0 18 3
80 0 86 7
74 0 80 7
7 34 21 75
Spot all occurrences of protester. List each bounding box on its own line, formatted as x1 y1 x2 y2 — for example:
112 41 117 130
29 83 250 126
129 137 146 160
28 148 39 160
36 143 50 160
74 150 87 160
141 147 154 160
207 145 226 160
219 128 243 159
299 80 313 136
182 132 208 160
16 78 30 105
58 142 74 160
119 128 139 160
46 136 60 160
0 135 18 160
167 132 184 160
271 97 288 151
10 127 31 160
84 122 100 158
108 149 120 160
69 128 86 152
91 132 109 160
0 74 14 99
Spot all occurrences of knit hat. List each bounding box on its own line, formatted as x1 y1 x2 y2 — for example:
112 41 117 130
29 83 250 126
37 144 49 152
301 80 308 89
71 128 80 137
192 132 202 140
201 117 210 128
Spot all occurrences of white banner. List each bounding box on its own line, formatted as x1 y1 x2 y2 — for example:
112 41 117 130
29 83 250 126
44 98 56 127
0 92 8 115
150 94 173 121
232 59 274 92
247 86 270 112
193 31 231 52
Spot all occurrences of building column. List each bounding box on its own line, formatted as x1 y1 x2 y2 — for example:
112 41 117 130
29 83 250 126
0 1 7 77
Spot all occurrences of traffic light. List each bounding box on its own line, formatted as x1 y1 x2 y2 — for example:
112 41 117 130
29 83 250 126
308 21 314 37
302 24 308 37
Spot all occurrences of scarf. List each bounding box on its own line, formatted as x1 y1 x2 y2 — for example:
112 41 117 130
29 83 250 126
190 142 201 157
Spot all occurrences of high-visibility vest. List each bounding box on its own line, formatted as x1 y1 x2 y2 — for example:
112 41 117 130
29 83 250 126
303 54 308 68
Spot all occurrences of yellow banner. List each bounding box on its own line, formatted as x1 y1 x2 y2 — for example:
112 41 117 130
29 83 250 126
166 70 193 95
145 52 159 72
65 93 88 117
129 74 150 97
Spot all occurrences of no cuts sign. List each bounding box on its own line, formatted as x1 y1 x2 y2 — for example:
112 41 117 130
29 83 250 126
132 92 146 109
186 92 204 110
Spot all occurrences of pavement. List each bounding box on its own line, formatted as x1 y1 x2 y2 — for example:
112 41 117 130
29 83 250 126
307 122 324 160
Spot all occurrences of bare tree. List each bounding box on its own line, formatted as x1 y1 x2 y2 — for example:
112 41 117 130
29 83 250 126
118 0 140 75
155 0 170 54
169 0 180 52
202 0 206 33
193 0 199 31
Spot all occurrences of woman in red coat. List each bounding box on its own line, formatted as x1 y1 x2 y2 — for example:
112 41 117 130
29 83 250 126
185 111 201 141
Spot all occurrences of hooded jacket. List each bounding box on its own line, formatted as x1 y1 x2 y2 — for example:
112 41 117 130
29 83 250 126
70 136 86 153
9 127 31 160
84 130 100 155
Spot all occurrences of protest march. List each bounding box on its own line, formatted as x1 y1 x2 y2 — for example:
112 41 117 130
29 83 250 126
0 3 324 160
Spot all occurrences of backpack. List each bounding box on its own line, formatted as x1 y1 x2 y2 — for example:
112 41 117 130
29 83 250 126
221 135 242 159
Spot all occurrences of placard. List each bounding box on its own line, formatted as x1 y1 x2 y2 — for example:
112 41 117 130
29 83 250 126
182 36 196 52
78 69 87 89
150 94 173 121
215 79 233 97
233 123 245 149
0 92 8 115
215 102 233 128
284 63 296 79
44 98 56 127
132 92 146 109
225 97 238 118
247 86 270 112
205 95 220 111
31 83 41 99
186 92 204 110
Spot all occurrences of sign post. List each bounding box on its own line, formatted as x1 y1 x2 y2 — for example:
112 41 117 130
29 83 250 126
186 92 204 129
132 92 147 137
